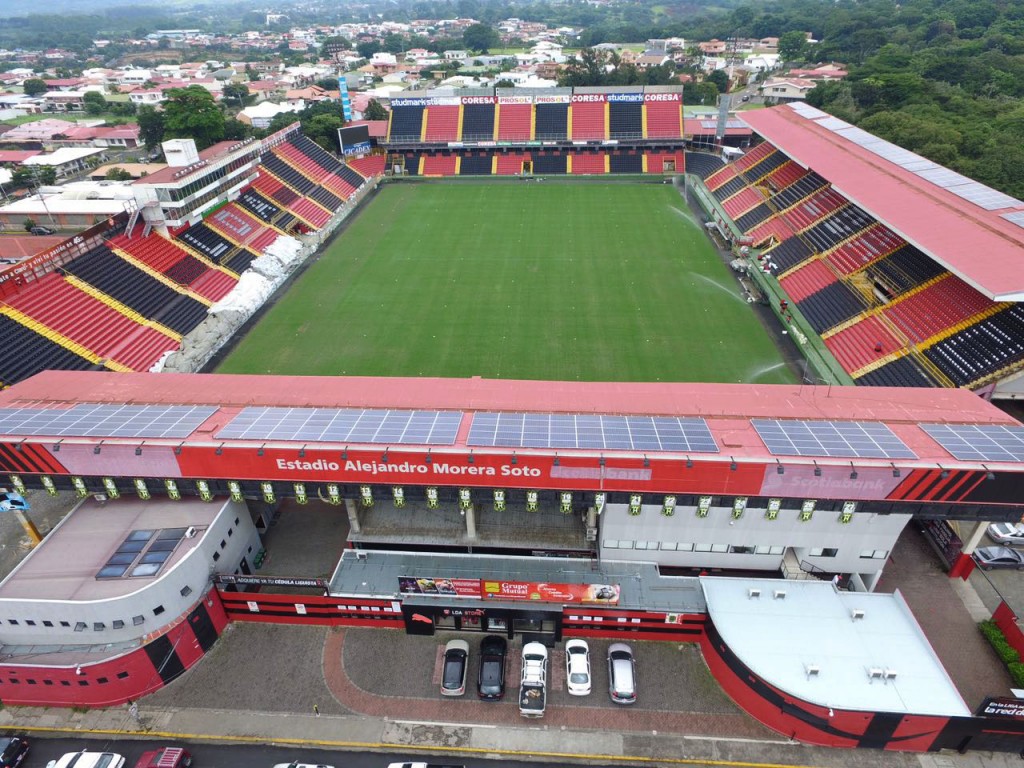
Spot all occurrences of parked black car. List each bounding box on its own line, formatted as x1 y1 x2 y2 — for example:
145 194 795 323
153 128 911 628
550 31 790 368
0 737 29 768
477 635 507 700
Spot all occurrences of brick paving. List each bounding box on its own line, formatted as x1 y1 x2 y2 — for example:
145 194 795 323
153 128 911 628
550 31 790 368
327 627 774 738
876 527 1011 710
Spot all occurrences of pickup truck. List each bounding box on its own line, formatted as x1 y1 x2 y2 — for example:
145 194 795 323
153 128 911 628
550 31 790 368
518 641 548 718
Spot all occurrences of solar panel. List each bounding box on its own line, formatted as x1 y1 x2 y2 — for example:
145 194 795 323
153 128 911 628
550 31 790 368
466 413 718 453
0 404 217 439
915 167 973 188
216 407 463 445
950 184 1022 211
787 103 828 119
921 423 1024 462
817 116 853 131
833 126 884 147
752 419 917 459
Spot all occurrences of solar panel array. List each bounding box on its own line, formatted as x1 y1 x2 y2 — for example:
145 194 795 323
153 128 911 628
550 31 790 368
922 423 1024 462
0 404 217 439
1001 211 1024 231
467 412 719 452
700 119 747 129
791 110 1024 212
216 407 463 445
752 419 917 459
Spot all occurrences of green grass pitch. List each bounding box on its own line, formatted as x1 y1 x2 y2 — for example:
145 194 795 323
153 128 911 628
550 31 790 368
217 182 795 384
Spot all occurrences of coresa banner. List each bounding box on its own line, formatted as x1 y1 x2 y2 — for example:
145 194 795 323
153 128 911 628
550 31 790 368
482 580 620 604
398 576 483 598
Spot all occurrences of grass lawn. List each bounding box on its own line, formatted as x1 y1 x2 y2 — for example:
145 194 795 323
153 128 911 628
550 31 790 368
217 182 794 384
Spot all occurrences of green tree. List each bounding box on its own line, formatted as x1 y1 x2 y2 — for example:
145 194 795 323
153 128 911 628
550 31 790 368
105 167 133 181
22 218 36 233
778 30 809 62
82 90 107 115
162 86 225 150
303 113 345 152
707 68 730 94
356 40 381 60
136 105 165 154
37 166 56 185
222 82 250 107
462 23 500 53
382 33 407 54
364 99 388 121
223 117 253 141
22 78 47 96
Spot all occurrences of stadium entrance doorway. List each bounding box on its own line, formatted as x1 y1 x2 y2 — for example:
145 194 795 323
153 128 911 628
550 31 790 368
522 161 532 175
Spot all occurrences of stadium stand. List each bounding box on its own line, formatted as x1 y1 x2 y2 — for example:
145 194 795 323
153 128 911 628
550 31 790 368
388 104 426 142
683 152 723 180
569 101 606 141
0 314 101 386
533 153 567 174
348 155 386 178
4 272 178 371
62 244 209 336
421 154 458 177
794 280 867 334
609 101 642 139
423 105 461 143
646 152 685 173
534 103 569 141
570 152 607 175
824 224 904 275
924 305 1024 387
645 98 682 138
723 187 765 218
883 275 1001 345
461 103 495 141
109 232 237 303
495 102 532 142
609 152 643 174
177 223 234 265
779 259 838 302
495 153 529 176
459 154 492 176
856 355 942 387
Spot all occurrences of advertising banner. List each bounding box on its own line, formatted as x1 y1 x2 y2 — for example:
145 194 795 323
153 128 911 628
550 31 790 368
398 576 483 598
571 93 606 103
216 575 327 588
644 92 682 102
481 580 620 604
976 697 1024 720
535 95 571 104
497 95 533 104
608 93 644 103
461 96 496 104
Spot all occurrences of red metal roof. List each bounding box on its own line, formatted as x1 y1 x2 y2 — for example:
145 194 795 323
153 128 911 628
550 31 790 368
135 141 247 185
740 105 1024 301
0 371 1018 468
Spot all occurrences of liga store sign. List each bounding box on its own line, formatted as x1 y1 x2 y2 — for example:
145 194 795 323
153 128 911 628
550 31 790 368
976 697 1024 720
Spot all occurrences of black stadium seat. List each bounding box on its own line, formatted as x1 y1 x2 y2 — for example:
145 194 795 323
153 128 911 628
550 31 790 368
336 165 365 189
0 315 99 386
532 153 567 174
238 189 281 223
534 104 568 141
459 155 492 175
610 153 643 174
64 244 208 336
856 356 939 387
461 103 495 141
684 152 723 180
795 281 867 334
609 102 642 140
389 105 425 142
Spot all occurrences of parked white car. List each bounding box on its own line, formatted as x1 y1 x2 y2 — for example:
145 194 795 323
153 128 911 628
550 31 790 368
988 523 1024 547
47 753 125 768
565 639 591 695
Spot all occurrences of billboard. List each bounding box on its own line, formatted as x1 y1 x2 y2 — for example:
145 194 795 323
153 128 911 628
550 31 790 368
338 124 372 157
398 576 621 604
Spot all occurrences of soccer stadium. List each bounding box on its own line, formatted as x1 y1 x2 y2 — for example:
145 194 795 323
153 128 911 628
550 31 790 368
3 89 1024 752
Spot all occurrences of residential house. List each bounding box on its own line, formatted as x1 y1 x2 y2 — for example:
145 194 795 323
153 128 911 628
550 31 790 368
759 76 817 103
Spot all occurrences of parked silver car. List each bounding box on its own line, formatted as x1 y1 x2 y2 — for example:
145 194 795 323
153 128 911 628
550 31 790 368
607 642 636 704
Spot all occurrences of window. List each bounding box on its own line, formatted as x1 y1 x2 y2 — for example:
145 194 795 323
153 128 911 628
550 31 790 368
6 620 16 626
112 620 124 629
234 517 240 525
660 542 677 551
97 677 109 684
116 671 129 679
860 549 888 559
43 621 53 628
213 552 221 562
810 548 838 558
694 543 712 552
60 680 71 686
59 621 70 627
74 622 86 632
730 545 755 554
133 615 145 625
603 540 619 549
228 528 233 537
220 540 226 549
616 540 634 549
25 620 35 626
93 622 105 631
677 543 695 552
180 586 192 597
153 605 165 616
710 543 729 553
634 541 655 550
